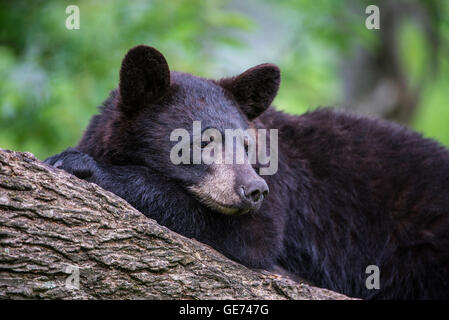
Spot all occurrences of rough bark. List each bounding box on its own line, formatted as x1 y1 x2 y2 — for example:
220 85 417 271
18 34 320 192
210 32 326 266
0 149 350 300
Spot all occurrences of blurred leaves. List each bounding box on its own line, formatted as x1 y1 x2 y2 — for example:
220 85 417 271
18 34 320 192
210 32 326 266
0 0 251 159
1 0 449 159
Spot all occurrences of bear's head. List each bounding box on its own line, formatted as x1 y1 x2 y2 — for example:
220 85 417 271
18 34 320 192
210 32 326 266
95 45 281 216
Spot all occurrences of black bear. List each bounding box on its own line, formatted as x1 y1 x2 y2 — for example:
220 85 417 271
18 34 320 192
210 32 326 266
45 45 449 299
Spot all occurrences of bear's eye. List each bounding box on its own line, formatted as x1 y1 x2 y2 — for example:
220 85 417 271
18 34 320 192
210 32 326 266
201 136 214 149
201 141 209 149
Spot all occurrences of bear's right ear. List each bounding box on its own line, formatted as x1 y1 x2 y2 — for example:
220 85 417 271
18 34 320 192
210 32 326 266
119 45 170 115
219 64 280 120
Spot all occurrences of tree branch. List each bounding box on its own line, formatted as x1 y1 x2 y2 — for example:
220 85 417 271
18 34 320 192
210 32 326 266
0 149 350 299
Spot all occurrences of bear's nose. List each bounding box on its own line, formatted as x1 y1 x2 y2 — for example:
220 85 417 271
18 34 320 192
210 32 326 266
240 180 269 207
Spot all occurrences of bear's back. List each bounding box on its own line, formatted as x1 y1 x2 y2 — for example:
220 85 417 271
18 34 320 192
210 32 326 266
260 107 449 299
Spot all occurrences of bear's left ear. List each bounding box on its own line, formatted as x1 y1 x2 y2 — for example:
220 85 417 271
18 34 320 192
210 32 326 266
220 64 280 120
119 45 170 115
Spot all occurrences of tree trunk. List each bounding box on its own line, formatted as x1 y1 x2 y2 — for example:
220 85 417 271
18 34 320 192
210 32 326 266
0 149 350 300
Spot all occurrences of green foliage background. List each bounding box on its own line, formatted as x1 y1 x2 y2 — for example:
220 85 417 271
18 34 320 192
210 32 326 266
1 0 449 159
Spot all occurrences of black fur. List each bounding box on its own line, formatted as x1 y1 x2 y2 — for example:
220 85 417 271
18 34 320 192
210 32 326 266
45 45 449 299
219 63 280 120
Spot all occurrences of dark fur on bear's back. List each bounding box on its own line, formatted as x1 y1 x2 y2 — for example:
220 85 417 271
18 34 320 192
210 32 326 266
260 108 449 299
45 45 449 299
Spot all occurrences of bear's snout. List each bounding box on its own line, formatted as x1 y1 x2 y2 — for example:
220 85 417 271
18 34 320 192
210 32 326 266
239 179 269 210
187 163 269 215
